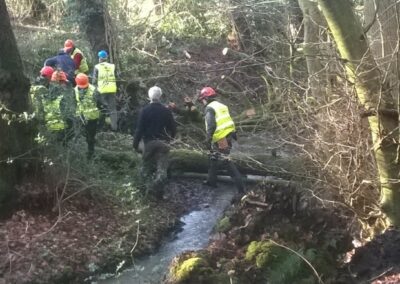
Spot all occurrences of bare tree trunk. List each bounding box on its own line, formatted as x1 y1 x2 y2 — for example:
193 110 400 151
0 0 33 211
298 0 327 98
318 0 400 226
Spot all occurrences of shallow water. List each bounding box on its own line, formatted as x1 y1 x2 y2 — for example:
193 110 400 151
97 184 236 284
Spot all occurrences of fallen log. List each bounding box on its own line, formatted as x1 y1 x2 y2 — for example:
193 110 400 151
169 149 301 178
176 172 292 187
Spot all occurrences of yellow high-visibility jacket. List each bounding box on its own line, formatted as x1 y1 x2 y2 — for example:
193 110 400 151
71 48 89 74
94 62 117 94
207 101 236 143
43 96 65 131
75 85 100 120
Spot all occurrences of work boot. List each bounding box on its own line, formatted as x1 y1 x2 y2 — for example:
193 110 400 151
202 180 218 188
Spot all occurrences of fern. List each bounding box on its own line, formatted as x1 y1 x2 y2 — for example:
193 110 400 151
266 248 319 284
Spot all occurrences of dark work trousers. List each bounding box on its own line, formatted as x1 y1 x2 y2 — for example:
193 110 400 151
84 119 98 159
64 118 75 145
207 137 244 193
141 140 170 197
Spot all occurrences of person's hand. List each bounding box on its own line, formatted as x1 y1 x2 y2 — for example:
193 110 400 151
134 147 142 154
184 96 194 107
167 102 177 110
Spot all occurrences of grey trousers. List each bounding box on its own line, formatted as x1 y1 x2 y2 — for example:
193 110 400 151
98 93 118 131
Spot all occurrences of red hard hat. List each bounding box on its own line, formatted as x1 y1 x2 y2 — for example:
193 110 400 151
64 39 74 52
199 87 216 101
51 70 67 82
75 73 89 88
40 66 54 80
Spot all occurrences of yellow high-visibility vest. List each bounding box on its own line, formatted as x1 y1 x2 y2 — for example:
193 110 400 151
95 62 117 94
75 85 100 120
207 101 236 143
71 48 89 74
43 96 65 131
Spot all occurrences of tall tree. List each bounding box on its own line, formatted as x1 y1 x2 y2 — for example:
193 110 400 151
318 0 400 225
298 0 327 98
76 0 119 66
0 0 33 210
364 0 400 111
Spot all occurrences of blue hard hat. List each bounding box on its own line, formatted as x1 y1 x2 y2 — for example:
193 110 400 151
98 50 108 59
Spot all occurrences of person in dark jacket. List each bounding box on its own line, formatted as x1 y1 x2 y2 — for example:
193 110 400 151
44 49 76 84
133 86 176 198
198 87 244 193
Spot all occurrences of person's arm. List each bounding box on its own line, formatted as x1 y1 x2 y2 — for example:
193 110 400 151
133 109 144 151
73 52 83 70
92 66 98 87
166 109 177 139
44 56 56 67
205 107 216 143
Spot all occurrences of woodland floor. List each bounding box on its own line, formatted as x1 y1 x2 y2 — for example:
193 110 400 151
0 179 214 284
2 176 400 284
3 28 400 284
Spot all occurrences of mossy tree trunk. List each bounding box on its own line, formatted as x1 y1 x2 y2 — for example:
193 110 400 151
318 0 400 225
0 0 33 211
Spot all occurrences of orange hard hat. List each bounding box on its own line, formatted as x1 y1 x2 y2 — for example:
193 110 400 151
40 66 54 80
198 87 216 101
75 73 89 88
64 39 74 52
51 70 67 82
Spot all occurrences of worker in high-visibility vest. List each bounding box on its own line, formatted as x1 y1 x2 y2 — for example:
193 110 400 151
64 39 89 74
75 73 100 159
42 70 72 143
30 66 54 123
198 87 244 193
92 50 118 131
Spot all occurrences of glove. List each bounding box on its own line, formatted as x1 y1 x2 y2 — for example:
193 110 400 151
231 132 238 141
184 96 194 108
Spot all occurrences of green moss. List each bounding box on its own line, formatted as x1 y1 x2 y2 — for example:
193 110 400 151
245 241 282 268
216 216 231 233
173 257 207 282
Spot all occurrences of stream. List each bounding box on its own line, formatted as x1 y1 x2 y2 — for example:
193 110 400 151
96 183 236 284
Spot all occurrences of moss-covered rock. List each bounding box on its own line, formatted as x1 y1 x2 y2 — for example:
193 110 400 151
167 252 217 284
245 240 282 268
173 257 206 281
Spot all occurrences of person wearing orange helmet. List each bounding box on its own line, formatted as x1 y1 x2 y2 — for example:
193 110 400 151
198 86 244 193
44 70 76 144
75 73 101 159
29 66 54 122
64 39 89 74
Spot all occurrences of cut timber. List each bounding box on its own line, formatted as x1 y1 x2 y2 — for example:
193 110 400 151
169 149 300 178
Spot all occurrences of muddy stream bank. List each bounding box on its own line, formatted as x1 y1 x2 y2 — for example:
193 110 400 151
96 183 237 284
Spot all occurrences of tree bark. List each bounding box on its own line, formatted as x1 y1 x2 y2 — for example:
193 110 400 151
76 0 119 66
364 0 400 123
0 0 33 211
318 0 400 225
298 0 327 98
